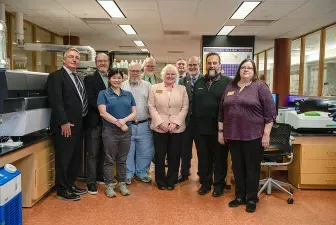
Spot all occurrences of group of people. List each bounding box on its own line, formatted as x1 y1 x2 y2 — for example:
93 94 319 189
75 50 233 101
47 47 276 213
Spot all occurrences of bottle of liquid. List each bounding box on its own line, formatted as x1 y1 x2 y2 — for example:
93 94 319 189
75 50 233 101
112 59 117 68
120 60 124 68
124 60 129 69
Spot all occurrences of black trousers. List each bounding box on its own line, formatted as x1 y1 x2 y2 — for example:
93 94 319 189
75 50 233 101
153 131 183 186
53 126 84 192
180 120 196 177
194 133 229 189
227 138 263 201
86 125 105 185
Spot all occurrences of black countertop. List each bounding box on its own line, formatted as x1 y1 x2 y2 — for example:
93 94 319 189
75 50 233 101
0 130 51 157
291 130 336 137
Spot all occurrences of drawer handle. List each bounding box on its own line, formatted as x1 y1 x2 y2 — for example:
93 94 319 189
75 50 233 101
48 168 55 172
326 179 335 182
326 166 336 168
327 152 336 155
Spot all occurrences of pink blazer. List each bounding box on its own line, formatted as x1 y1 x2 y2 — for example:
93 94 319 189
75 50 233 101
148 83 189 133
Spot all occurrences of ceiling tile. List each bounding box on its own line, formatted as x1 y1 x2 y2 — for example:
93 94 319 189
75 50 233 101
115 0 158 11
230 26 267 36
284 0 336 20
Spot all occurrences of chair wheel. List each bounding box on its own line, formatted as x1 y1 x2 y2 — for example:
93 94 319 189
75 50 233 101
289 188 294 194
287 198 294 204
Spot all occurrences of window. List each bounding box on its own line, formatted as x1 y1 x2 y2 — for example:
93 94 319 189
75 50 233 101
36 27 52 73
303 31 321 96
55 35 63 69
290 39 301 95
11 19 33 71
323 25 336 96
266 49 274 91
258 52 265 82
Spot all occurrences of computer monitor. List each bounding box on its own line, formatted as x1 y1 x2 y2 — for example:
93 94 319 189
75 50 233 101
272 93 279 115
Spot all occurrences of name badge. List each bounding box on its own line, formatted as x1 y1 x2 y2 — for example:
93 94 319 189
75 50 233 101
227 91 235 96
156 90 163 94
198 88 203 90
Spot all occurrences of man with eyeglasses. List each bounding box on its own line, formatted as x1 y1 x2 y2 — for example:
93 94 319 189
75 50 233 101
177 56 203 183
142 57 163 84
192 52 231 197
47 48 88 201
121 62 154 185
84 53 111 194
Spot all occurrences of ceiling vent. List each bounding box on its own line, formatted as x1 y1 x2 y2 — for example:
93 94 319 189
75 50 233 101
241 20 275 26
81 18 113 24
167 50 184 54
164 30 190 35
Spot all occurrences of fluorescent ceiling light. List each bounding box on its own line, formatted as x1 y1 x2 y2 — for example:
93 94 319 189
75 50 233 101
96 0 125 18
133 40 145 47
217 26 236 35
119 25 137 34
141 49 149 52
230 1 261 20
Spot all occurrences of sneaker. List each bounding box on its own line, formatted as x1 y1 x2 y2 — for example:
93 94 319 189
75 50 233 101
105 183 116 198
87 183 98 195
135 176 152 183
118 182 130 196
125 178 132 185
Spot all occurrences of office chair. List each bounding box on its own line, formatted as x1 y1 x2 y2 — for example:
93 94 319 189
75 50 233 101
258 123 294 204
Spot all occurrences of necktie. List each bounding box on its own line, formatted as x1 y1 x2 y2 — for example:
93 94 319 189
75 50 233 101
73 73 88 116
148 77 152 84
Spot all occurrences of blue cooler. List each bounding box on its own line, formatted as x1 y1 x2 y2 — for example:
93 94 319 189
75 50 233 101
0 164 22 225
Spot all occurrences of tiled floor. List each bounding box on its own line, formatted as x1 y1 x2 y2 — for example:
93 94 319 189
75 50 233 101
23 154 336 225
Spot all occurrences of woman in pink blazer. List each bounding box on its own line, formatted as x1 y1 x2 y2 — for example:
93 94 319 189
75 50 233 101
148 64 189 190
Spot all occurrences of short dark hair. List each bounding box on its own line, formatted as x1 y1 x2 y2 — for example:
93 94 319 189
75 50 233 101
232 59 258 84
108 69 123 79
205 52 221 63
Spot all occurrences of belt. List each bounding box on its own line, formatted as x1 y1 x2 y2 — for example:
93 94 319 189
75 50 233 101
131 119 149 125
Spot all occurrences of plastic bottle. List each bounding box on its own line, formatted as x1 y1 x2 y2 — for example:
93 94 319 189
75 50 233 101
124 60 129 69
112 59 117 68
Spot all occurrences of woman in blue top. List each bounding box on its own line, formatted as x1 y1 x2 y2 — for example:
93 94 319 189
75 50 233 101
97 69 136 198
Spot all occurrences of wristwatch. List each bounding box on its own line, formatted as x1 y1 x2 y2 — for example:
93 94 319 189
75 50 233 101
218 129 223 133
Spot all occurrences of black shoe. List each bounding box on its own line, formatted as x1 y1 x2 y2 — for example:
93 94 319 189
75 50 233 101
212 188 224 197
177 175 189 183
87 183 98 195
167 185 174 191
246 201 257 213
71 185 87 195
157 185 166 190
229 198 246 207
56 190 80 201
198 185 211 195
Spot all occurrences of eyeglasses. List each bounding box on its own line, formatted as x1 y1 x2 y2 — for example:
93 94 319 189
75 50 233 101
188 64 198 67
240 66 253 70
130 70 140 73
97 60 108 63
67 55 80 60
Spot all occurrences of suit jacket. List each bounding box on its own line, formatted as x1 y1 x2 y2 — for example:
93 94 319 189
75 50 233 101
178 73 204 124
47 67 85 134
148 83 189 133
142 74 163 84
84 70 107 128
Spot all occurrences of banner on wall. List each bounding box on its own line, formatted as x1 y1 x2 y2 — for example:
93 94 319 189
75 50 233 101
202 47 253 77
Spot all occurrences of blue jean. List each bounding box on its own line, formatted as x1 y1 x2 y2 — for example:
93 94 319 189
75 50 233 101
126 121 154 179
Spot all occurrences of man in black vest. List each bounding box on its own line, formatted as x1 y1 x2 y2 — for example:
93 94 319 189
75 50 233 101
84 53 110 194
192 52 231 197
178 56 203 183
47 48 88 201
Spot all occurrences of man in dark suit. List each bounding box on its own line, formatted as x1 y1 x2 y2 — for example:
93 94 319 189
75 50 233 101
178 56 203 183
47 48 88 201
84 53 109 194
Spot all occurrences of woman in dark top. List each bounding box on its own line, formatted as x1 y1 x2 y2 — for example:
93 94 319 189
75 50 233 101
218 59 276 213
97 70 136 198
